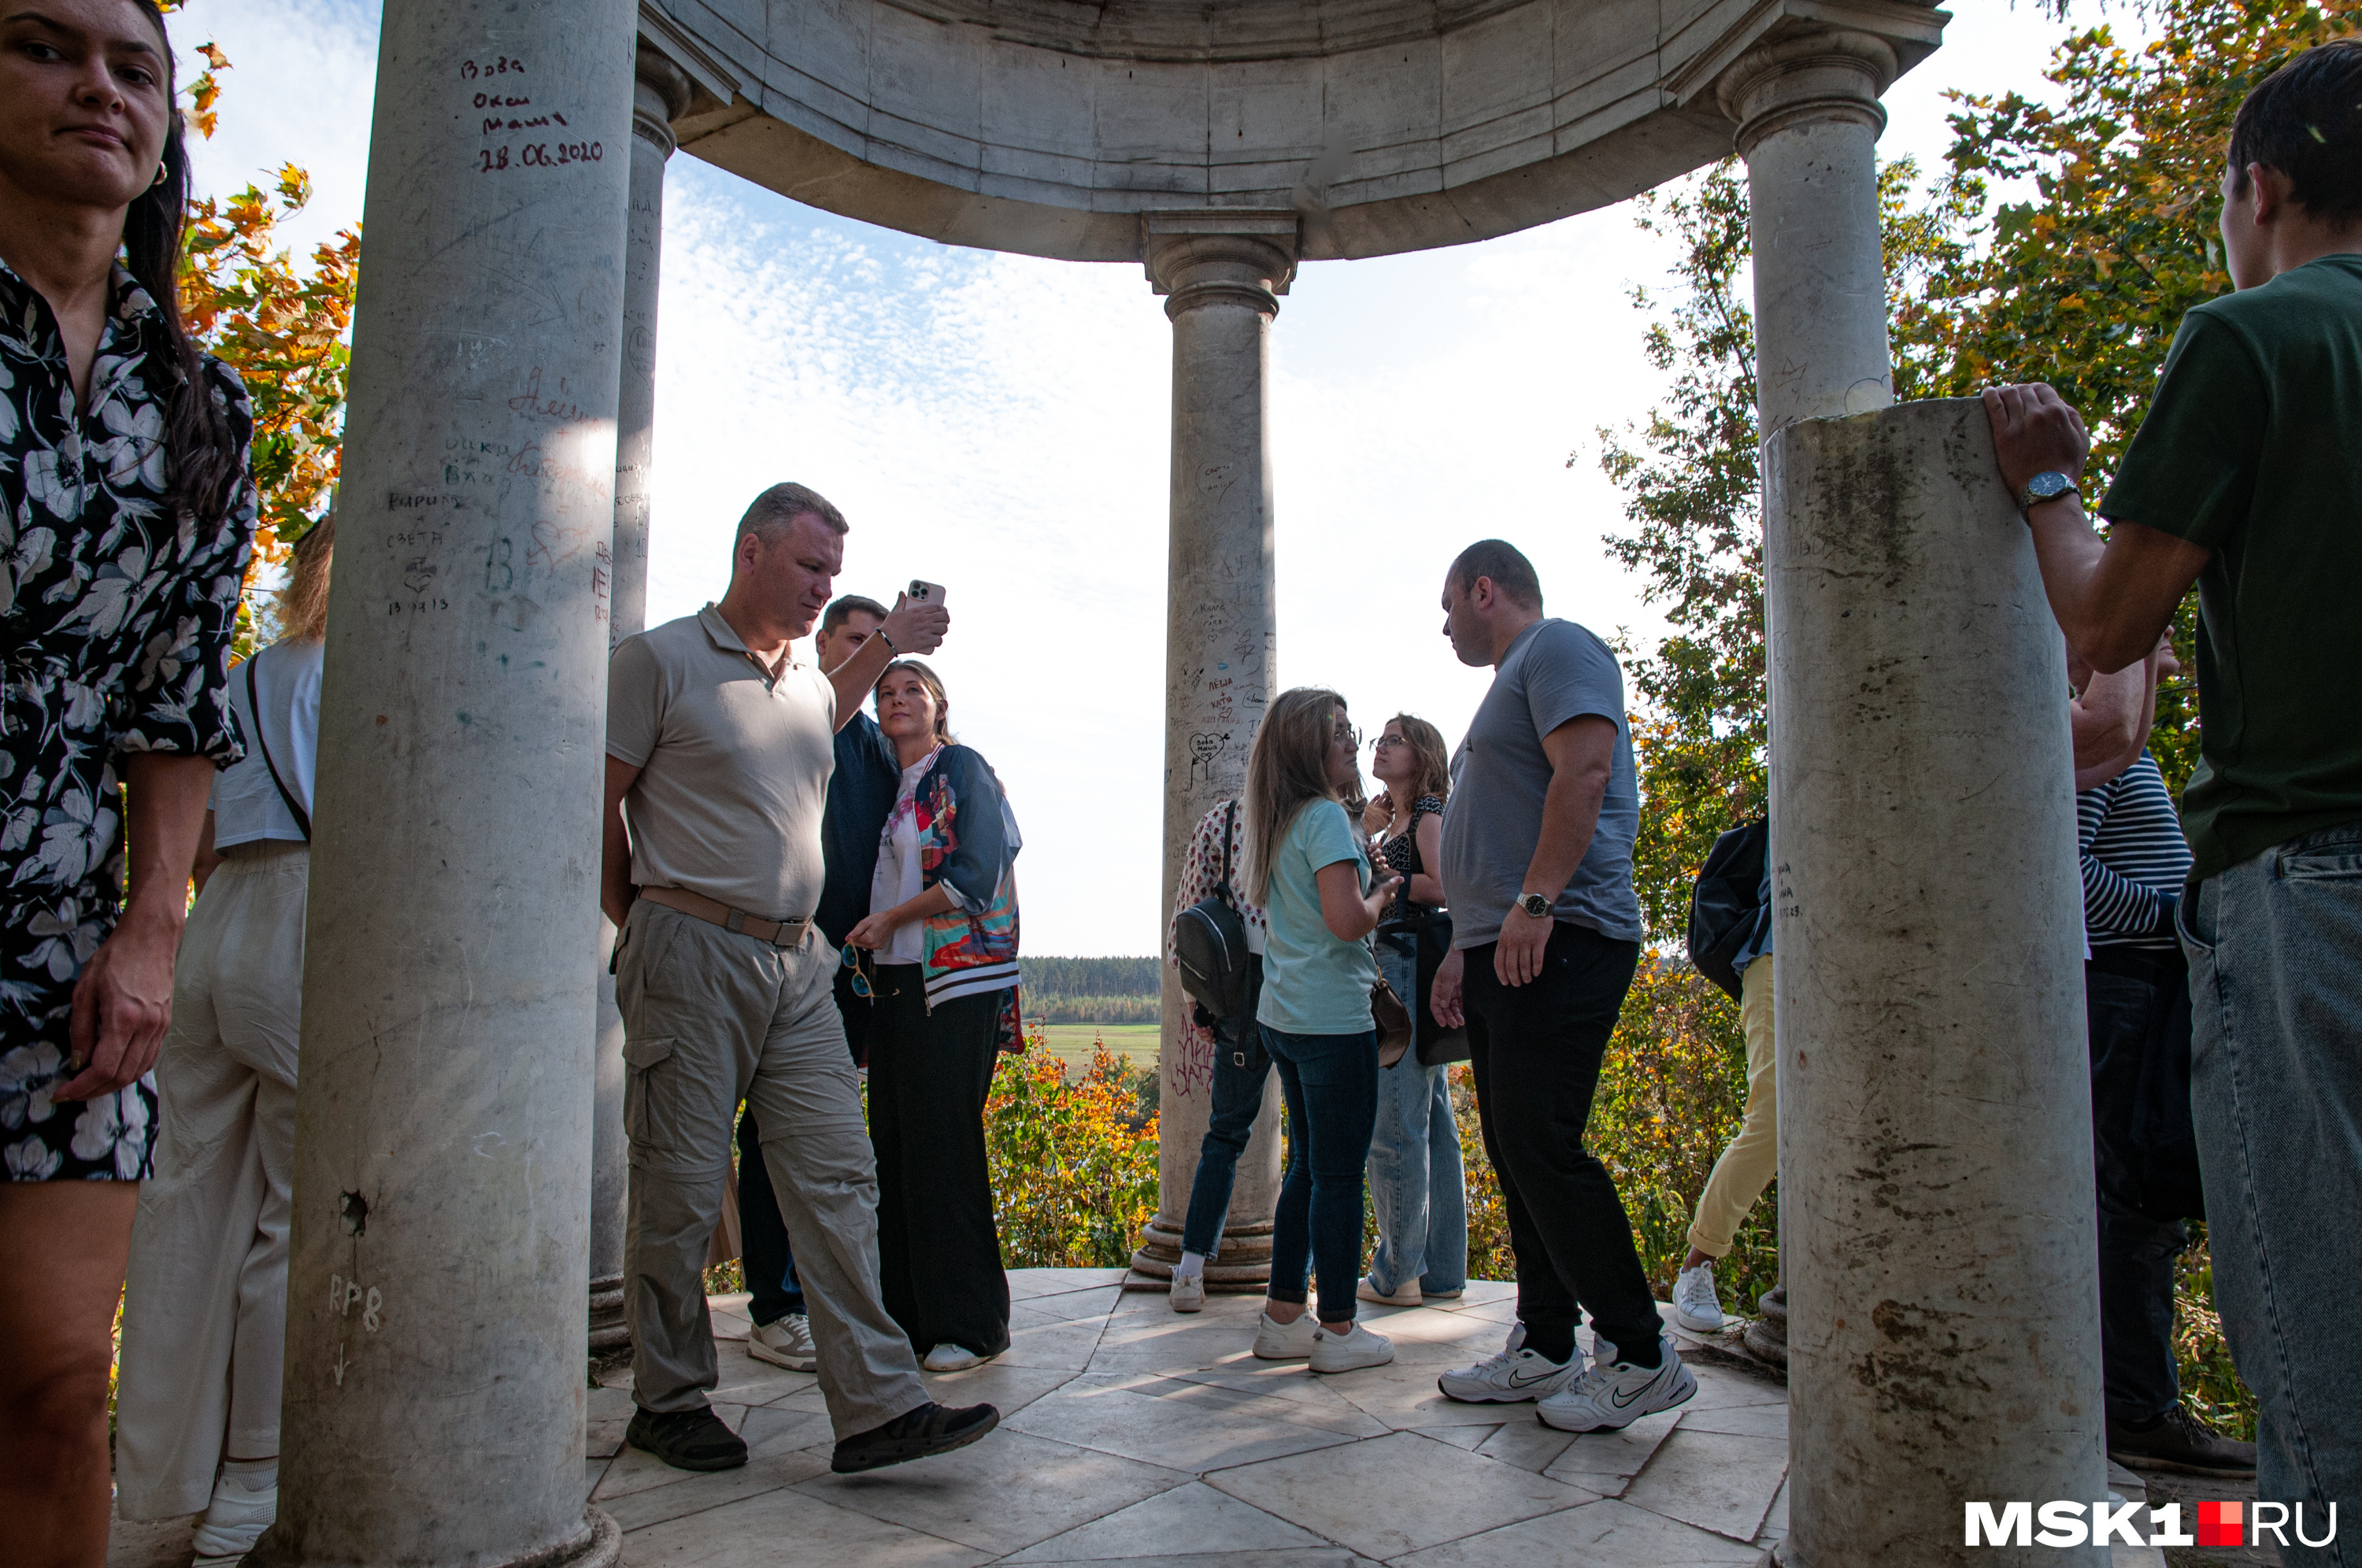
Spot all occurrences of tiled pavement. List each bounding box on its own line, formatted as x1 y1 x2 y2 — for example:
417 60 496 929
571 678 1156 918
111 1270 2168 1566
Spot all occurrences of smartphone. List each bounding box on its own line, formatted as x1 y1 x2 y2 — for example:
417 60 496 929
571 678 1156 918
907 579 947 608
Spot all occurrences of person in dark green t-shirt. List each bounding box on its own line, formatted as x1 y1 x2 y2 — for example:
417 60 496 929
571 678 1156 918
1984 41 2362 1546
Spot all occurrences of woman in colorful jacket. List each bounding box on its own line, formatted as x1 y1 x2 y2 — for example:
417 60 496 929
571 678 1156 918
844 659 1023 1371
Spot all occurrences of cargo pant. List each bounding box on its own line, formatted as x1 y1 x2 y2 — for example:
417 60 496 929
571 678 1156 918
617 898 927 1439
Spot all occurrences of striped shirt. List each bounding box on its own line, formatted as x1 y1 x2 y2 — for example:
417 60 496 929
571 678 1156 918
2077 751 2193 953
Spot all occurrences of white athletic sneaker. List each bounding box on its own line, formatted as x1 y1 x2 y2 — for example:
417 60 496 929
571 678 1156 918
924 1342 990 1372
748 1312 818 1372
1252 1308 1318 1360
1170 1272 1205 1313
1357 1274 1421 1307
191 1464 278 1566
1536 1336 1697 1433
1310 1321 1396 1373
1435 1346 1580 1403
1672 1263 1726 1333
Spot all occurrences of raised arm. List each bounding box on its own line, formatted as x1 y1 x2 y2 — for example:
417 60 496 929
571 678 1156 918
1983 385 2209 674
827 592 950 731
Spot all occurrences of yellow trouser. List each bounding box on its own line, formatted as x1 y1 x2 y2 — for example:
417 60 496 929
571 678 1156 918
1687 954 1778 1259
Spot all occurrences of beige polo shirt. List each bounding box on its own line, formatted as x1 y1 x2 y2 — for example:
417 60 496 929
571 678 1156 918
607 605 835 922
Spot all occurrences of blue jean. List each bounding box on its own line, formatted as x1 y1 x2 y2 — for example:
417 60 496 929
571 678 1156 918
1366 942 1467 1296
1261 1023 1379 1326
1179 1020 1274 1259
2183 822 2362 1562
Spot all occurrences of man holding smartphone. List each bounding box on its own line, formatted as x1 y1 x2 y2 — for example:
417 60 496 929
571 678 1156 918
600 482 996 1477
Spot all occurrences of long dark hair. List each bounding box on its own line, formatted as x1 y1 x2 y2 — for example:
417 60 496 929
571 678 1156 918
120 2 240 527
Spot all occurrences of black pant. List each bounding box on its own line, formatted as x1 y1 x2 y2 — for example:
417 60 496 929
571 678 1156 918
868 968 1011 1358
737 959 873 1327
2088 962 2188 1425
1462 922 1661 1363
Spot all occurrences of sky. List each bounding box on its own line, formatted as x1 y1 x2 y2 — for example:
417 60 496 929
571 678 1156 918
172 0 2094 955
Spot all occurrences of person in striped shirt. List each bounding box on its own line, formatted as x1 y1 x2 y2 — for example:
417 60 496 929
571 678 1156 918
2071 633 2253 1481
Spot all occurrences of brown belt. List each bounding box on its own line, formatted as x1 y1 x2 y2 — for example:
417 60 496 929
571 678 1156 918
639 885 813 948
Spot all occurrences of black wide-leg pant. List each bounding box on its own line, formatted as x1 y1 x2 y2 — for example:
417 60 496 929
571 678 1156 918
866 968 1012 1359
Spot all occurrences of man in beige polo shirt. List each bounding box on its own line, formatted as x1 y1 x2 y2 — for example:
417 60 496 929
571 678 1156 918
601 482 997 1476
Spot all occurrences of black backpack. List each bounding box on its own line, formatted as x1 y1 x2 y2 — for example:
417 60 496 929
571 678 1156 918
1174 801 1255 1023
1686 818 1769 1002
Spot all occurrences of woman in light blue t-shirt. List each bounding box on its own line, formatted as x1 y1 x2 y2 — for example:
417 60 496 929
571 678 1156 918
1238 689 1402 1374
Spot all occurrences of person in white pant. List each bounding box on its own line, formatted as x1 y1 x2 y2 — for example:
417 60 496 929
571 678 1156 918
116 519 332 1565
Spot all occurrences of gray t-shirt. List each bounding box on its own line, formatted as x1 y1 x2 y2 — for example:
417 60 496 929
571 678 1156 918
1439 617 1643 946
606 605 836 922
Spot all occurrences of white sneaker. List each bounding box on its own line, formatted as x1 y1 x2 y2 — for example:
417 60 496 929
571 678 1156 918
748 1312 818 1372
1536 1335 1698 1433
1435 1346 1580 1403
923 1342 990 1372
1170 1273 1205 1313
1357 1274 1421 1307
1311 1320 1396 1373
1672 1263 1726 1333
1252 1308 1317 1360
191 1465 277 1564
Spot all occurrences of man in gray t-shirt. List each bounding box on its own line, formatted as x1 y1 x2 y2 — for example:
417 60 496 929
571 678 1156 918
1427 540 1694 1435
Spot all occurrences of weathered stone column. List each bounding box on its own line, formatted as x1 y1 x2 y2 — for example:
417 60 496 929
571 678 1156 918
250 2 634 1564
590 39 691 1355
1128 214 1296 1292
1763 400 2105 1566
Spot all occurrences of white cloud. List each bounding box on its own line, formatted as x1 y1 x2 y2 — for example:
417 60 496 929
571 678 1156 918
157 0 2086 954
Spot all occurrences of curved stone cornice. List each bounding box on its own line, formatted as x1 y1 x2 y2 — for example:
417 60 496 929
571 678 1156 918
874 0 1538 64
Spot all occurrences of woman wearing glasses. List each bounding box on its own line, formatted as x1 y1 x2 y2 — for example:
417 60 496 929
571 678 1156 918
1357 716 1468 1307
843 660 1023 1371
1238 690 1401 1374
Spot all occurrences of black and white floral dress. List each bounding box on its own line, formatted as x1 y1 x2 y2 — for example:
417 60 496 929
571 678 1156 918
0 261 256 1182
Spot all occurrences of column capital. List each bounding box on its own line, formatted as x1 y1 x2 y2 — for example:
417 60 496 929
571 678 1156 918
633 43 694 157
1715 26 1898 156
1143 212 1299 321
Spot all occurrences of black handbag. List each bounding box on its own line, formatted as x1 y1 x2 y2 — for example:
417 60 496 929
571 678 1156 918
1173 801 1254 1023
1381 908 1469 1067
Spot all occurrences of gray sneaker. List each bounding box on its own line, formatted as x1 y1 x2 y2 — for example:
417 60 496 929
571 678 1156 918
747 1312 817 1372
1170 1273 1205 1313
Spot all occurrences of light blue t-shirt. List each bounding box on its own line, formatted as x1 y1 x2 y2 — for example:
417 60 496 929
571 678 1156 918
1255 798 1379 1037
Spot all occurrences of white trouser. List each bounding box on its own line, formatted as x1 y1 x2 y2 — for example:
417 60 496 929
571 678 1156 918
115 842 307 1518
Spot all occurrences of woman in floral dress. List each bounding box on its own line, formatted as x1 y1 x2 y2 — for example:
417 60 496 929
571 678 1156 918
0 4 258 1562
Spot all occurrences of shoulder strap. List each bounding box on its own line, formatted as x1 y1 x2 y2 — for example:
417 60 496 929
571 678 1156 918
1219 799 1238 902
244 655 312 842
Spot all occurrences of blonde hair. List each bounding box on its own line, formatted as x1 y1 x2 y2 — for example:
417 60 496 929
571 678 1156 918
1242 687 1350 906
277 513 335 644
1386 712 1451 805
876 658 955 747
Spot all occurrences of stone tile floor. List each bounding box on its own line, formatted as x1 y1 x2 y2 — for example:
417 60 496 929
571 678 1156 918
111 1270 2170 1567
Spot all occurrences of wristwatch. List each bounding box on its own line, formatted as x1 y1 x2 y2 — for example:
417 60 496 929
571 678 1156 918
2017 470 2080 514
1517 892 1552 920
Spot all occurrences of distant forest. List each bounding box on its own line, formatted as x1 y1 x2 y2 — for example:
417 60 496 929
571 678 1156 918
1022 956 1160 1023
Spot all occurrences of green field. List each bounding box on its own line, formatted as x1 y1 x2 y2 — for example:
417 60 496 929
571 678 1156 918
1031 1023 1161 1071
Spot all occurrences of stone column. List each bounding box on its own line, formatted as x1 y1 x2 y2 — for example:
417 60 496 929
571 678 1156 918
590 39 692 1355
1732 34 2105 1564
250 3 634 1565
1762 400 2105 1567
1127 214 1297 1292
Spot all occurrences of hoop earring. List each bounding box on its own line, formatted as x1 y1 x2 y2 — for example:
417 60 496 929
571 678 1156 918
151 163 168 187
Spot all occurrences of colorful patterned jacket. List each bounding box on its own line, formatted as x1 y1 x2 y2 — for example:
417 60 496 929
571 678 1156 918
905 744 1025 1049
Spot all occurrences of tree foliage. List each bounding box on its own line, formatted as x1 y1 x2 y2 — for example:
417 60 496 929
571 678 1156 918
169 38 361 643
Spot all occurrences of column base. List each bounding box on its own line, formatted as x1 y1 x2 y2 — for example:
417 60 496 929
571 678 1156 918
249 1507 620 1568
1742 1281 1789 1366
588 1274 630 1352
1125 1217 1273 1292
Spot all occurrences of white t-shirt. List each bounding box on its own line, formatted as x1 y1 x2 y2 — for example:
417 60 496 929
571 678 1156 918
868 745 943 965
212 639 324 848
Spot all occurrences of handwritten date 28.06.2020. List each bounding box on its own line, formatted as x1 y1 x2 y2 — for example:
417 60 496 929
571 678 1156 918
479 141 602 174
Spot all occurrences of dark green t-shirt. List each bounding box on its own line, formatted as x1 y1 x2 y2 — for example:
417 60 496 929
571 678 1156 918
2100 253 2362 882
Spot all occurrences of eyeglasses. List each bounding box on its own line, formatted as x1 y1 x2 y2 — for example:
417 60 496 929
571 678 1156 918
1371 734 1407 751
1335 722 1361 749
840 942 873 998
